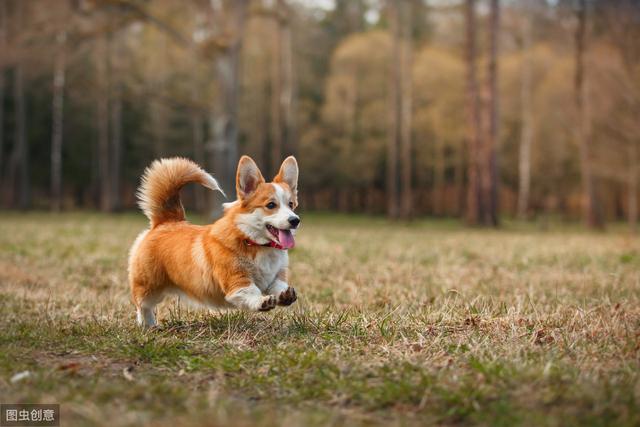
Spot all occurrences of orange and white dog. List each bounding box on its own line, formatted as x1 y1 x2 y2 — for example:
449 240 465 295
128 155 300 327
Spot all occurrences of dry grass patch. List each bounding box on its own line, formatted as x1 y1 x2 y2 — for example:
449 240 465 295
0 212 639 426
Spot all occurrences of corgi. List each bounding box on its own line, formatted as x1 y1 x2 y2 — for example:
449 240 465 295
128 155 300 327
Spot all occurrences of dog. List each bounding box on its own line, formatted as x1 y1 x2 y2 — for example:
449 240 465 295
128 155 300 327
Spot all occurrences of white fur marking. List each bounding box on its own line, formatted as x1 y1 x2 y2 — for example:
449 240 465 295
225 284 270 311
191 235 210 286
265 184 297 230
203 173 226 197
254 250 288 292
267 280 289 296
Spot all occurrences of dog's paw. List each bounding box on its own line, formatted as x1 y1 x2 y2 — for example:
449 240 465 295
258 295 277 311
278 287 297 306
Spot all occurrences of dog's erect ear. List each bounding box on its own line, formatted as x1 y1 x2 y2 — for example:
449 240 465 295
274 156 299 195
236 156 265 200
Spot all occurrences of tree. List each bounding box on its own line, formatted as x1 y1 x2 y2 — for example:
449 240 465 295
208 0 249 212
0 0 6 193
517 4 533 219
96 31 112 212
50 30 67 211
483 0 500 226
399 0 413 220
387 0 413 220
464 0 500 226
268 0 295 177
110 31 123 211
464 0 483 225
575 0 603 228
13 0 28 209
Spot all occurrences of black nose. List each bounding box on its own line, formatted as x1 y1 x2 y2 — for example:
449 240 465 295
288 216 300 228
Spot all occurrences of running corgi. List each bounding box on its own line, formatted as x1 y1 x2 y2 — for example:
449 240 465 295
128 155 300 327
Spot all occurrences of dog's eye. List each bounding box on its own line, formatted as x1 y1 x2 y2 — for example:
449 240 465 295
266 202 277 209
288 202 294 208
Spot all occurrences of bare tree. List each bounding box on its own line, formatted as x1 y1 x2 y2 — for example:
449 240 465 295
517 7 533 220
387 0 400 219
433 132 445 216
13 0 28 209
399 0 413 220
281 4 295 159
483 0 500 226
629 142 638 231
270 0 295 176
51 31 67 212
96 31 112 212
110 32 123 211
191 86 206 213
209 0 248 212
270 5 283 177
0 0 6 191
575 0 603 228
464 0 482 225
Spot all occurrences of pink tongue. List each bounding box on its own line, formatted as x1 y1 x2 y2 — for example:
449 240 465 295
278 229 295 249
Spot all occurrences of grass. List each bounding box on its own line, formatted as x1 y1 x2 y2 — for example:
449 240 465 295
0 211 638 427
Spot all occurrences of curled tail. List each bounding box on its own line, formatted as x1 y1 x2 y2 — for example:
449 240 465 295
137 157 224 227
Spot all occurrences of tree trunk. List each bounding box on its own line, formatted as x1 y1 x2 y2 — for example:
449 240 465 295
575 0 603 229
281 9 296 158
13 0 28 209
51 31 67 212
109 33 123 211
0 0 6 192
96 33 111 212
517 12 533 220
484 0 500 226
455 138 465 216
151 36 167 159
464 0 482 225
270 8 283 177
433 135 445 216
151 100 167 159
629 142 638 232
14 62 28 209
110 85 122 211
191 82 206 213
209 0 247 215
386 0 401 220
268 0 295 176
399 0 413 220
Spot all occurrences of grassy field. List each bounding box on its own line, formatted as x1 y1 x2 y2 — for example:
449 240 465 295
0 212 639 427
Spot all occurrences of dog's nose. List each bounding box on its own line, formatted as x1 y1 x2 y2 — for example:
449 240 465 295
288 216 300 228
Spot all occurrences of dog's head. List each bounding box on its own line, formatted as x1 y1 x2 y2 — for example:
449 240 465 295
226 156 300 249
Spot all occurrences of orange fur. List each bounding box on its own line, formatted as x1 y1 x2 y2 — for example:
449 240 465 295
128 155 299 325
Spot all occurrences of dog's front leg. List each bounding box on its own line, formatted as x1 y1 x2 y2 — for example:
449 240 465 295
267 270 297 306
226 284 276 311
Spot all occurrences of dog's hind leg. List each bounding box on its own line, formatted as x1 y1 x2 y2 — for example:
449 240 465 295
132 283 165 327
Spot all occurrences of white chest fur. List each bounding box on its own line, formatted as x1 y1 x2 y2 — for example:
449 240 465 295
252 250 288 291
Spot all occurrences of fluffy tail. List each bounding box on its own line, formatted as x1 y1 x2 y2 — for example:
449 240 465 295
137 158 224 227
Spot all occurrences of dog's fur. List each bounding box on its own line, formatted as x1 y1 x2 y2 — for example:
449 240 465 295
128 155 300 327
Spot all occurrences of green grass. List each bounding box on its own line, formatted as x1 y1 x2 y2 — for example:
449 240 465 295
0 212 639 426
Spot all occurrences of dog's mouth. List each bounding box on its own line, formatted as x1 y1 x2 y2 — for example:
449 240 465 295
266 224 295 249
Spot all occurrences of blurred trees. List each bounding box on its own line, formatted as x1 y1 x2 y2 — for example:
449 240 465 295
0 0 639 228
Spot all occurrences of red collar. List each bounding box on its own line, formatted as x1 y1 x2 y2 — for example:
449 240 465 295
244 239 287 250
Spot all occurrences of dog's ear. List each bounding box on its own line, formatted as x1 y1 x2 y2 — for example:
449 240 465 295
236 156 265 200
274 156 298 196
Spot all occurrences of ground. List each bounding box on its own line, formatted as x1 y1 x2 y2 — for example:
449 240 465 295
0 212 638 427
